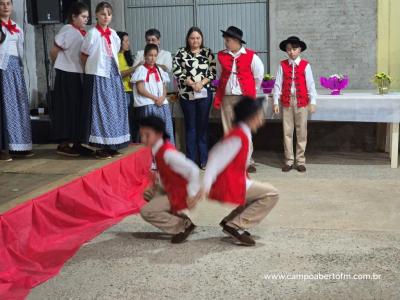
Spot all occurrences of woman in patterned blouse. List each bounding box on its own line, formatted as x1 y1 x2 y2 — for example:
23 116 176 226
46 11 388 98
173 27 216 169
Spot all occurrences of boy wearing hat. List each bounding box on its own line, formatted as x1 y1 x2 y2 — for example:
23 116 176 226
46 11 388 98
215 26 264 173
200 96 279 246
139 116 201 244
273 36 317 172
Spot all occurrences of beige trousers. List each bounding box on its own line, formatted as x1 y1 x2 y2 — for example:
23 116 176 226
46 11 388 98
224 181 279 230
221 95 255 164
140 192 190 235
221 95 242 133
282 97 308 166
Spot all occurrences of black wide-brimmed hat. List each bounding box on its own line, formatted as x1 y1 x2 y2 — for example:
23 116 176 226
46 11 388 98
221 26 246 44
233 96 265 124
279 36 307 52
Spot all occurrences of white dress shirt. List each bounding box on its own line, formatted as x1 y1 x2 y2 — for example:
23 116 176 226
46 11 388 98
203 123 253 193
152 139 200 197
0 21 24 70
54 24 85 73
216 47 264 95
81 27 121 78
273 56 317 105
133 49 173 72
131 65 170 107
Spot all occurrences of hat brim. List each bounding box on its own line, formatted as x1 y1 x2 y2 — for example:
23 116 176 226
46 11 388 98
279 39 307 52
221 30 246 44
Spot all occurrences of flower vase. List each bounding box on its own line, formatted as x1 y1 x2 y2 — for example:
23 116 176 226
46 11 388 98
320 76 349 95
261 79 275 94
377 79 390 95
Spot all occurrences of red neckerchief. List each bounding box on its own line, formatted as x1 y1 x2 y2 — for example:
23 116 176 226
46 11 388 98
95 24 111 45
71 24 86 36
144 63 160 82
1 19 20 35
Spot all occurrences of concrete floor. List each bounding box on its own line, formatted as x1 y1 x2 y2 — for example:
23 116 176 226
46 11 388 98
23 149 400 300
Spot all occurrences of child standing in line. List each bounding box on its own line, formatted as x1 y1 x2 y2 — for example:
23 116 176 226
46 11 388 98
50 1 94 157
131 44 175 144
200 96 279 246
116 31 136 140
80 1 130 159
139 116 200 244
0 0 33 161
273 36 317 172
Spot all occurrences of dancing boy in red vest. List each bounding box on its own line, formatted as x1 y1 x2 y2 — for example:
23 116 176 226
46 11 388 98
215 26 264 173
202 97 279 246
273 36 317 173
139 116 201 244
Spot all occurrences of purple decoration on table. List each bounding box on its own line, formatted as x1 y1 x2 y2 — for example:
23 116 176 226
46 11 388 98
320 76 349 95
261 79 275 94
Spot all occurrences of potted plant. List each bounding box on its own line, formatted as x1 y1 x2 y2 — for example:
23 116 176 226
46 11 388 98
373 72 391 95
320 74 349 95
261 74 275 94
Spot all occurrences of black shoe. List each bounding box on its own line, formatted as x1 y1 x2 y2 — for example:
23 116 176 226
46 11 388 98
74 144 95 157
57 145 80 157
95 149 112 160
296 165 306 172
0 151 12 161
281 164 292 172
219 220 251 236
200 163 207 170
247 164 257 173
9 150 34 158
171 221 196 244
108 150 123 157
222 224 255 246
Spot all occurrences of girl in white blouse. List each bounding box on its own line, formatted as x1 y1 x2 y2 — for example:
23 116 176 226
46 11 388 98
0 0 33 161
80 2 130 159
131 43 175 144
50 2 93 158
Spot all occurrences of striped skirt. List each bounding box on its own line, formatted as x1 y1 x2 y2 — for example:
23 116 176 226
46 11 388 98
0 56 32 151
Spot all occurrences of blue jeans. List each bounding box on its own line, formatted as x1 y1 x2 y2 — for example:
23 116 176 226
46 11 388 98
180 91 212 165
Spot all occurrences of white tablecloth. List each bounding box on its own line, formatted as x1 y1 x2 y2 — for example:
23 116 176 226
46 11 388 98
172 91 400 123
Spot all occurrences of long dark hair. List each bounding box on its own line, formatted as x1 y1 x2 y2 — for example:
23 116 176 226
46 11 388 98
185 26 204 51
117 31 133 67
67 1 89 24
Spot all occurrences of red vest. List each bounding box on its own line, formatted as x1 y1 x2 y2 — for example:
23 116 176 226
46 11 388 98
214 49 257 109
209 127 249 206
280 59 310 107
155 141 188 213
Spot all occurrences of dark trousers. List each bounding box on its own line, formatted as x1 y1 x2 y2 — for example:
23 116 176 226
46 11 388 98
180 91 212 165
125 91 136 142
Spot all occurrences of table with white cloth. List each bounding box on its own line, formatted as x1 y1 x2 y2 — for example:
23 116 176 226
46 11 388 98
170 91 400 168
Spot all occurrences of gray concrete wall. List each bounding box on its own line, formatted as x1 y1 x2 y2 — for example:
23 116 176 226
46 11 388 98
269 0 377 89
12 0 38 106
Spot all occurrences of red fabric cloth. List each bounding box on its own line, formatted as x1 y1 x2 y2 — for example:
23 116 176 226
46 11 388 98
214 49 256 109
280 59 310 107
95 24 111 45
0 147 153 300
209 127 249 205
155 141 188 213
1 20 20 35
143 64 161 82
